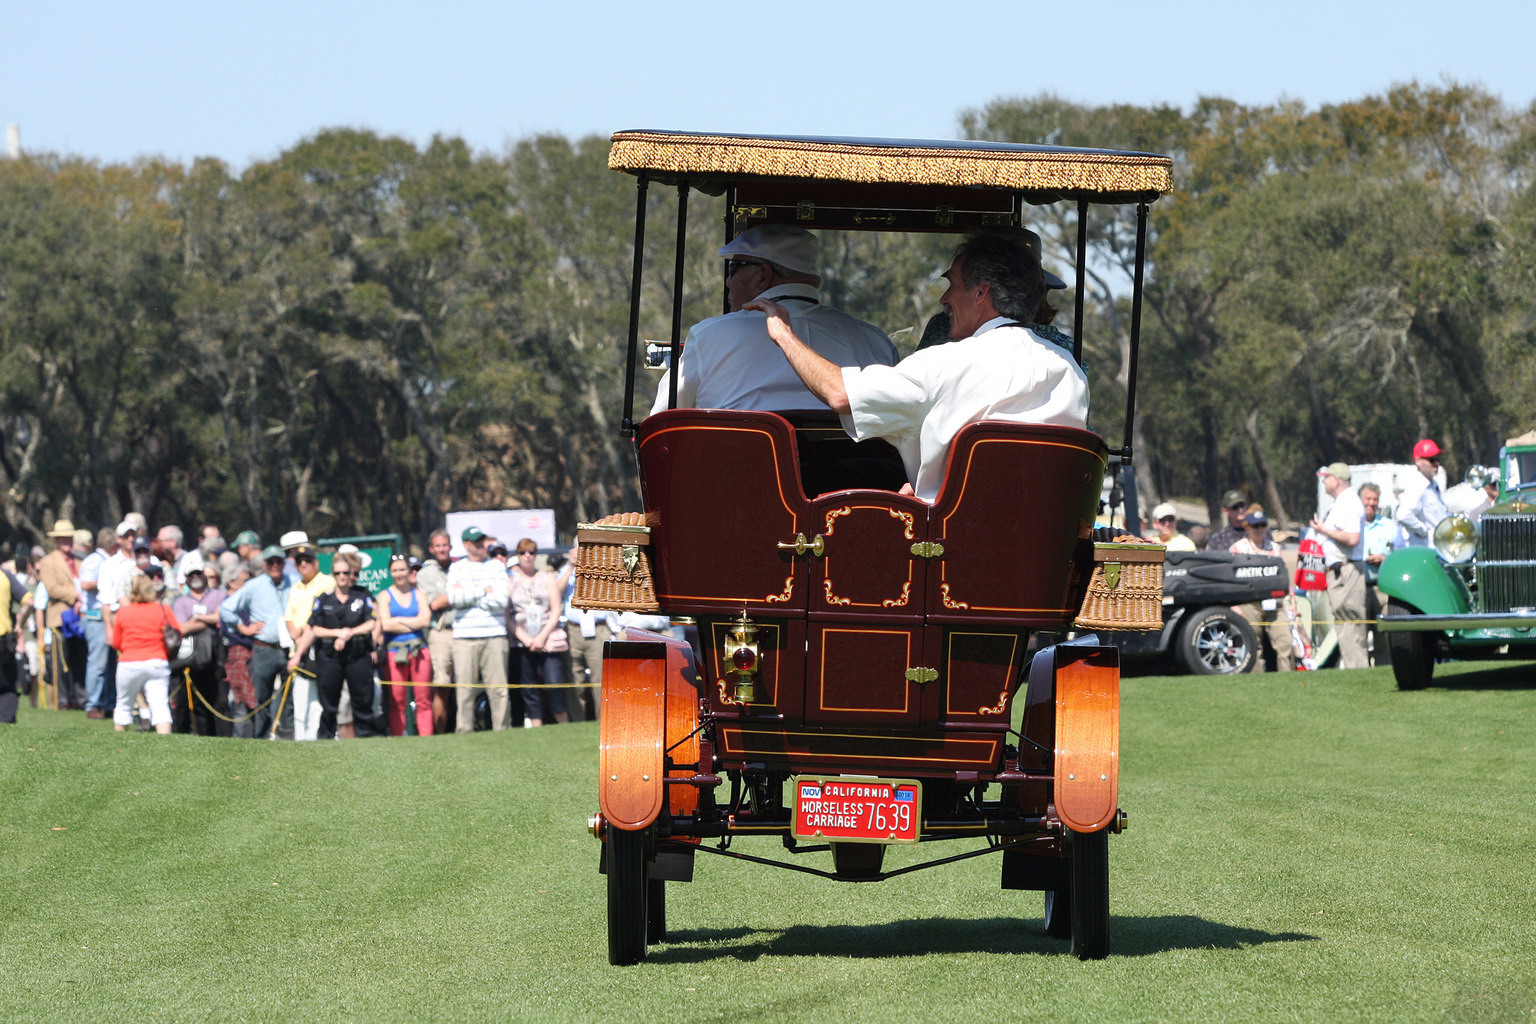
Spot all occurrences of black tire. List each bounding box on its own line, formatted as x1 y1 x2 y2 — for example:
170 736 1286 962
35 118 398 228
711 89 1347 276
1068 828 1110 960
606 827 648 965
1177 606 1257 675
646 879 666 944
1044 887 1072 939
1386 600 1436 690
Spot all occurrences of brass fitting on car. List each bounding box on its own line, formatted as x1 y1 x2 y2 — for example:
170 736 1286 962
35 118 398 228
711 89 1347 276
587 813 606 839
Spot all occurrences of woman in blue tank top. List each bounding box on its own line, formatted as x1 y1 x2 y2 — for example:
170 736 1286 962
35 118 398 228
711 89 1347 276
378 554 433 735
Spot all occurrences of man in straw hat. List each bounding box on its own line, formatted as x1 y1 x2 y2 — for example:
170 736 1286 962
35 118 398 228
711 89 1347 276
747 229 1088 502
38 519 85 709
651 223 896 415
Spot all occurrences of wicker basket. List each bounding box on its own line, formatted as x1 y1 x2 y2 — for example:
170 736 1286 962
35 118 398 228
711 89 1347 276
573 512 660 612
1074 541 1165 631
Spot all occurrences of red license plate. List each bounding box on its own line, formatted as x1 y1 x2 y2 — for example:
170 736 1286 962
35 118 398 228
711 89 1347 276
791 777 921 845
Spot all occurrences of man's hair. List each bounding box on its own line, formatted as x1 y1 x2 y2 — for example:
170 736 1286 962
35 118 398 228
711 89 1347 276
334 551 363 573
158 525 183 545
953 231 1046 323
429 529 450 544
1358 482 1381 498
96 527 117 549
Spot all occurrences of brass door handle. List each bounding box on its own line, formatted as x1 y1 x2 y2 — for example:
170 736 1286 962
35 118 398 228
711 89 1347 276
776 533 825 557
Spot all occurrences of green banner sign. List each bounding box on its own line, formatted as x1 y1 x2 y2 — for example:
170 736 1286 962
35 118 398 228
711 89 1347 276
319 546 394 595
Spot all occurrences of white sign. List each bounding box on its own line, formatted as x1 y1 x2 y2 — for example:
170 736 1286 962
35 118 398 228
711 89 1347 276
445 508 557 558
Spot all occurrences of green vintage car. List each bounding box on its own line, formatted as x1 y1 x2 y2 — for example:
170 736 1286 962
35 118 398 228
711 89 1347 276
1377 432 1536 689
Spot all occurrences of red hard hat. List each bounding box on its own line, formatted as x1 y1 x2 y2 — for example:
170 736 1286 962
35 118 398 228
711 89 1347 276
1413 438 1442 460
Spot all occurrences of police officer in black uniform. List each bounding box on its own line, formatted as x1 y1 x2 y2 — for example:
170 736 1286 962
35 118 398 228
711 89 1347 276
308 551 383 739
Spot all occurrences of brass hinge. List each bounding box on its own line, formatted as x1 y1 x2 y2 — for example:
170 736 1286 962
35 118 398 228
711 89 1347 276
852 212 896 226
796 200 815 221
910 541 945 559
904 667 938 684
776 533 825 557
1103 562 1122 589
622 544 640 579
981 212 1016 227
935 204 954 227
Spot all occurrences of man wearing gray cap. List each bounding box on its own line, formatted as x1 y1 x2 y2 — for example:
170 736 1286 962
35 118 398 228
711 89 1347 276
1310 462 1368 670
650 224 896 415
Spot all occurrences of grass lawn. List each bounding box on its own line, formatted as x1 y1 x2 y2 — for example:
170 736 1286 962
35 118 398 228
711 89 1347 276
3 661 1535 1023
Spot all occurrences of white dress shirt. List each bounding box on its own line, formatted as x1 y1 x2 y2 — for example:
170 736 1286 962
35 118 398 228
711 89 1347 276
838 317 1090 502
1398 476 1448 547
651 283 896 414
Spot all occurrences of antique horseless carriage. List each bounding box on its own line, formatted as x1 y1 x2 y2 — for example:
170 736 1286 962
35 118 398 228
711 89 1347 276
579 130 1173 963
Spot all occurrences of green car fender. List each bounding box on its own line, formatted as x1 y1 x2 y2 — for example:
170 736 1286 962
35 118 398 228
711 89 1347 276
1376 548 1469 614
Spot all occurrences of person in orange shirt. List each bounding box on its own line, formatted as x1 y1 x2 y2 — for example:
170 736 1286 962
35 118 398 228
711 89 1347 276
110 574 179 733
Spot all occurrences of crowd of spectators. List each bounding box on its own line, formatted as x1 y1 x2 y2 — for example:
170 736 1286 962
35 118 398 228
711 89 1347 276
0 516 617 734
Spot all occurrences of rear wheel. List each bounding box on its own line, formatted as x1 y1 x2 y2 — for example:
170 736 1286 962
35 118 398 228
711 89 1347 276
606 827 649 965
1067 828 1110 960
646 879 667 944
1177 607 1257 675
1043 888 1072 938
1386 600 1436 690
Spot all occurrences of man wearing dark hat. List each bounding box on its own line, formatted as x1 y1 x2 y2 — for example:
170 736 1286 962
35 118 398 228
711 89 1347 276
748 230 1088 502
1207 490 1249 553
650 223 896 414
1398 439 1449 548
219 546 294 738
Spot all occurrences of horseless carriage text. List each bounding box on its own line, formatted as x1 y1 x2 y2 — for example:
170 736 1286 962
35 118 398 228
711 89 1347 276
577 130 1173 963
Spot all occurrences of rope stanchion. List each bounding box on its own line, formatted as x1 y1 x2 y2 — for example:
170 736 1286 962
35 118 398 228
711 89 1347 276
187 679 282 725
268 668 302 740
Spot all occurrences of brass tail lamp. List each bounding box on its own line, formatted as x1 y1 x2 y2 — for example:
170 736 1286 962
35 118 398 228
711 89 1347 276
724 610 761 703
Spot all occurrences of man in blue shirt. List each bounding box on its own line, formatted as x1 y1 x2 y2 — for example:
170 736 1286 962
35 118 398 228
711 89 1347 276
220 546 294 739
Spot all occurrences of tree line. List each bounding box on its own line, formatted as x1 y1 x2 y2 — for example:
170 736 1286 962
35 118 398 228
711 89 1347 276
3 82 1533 552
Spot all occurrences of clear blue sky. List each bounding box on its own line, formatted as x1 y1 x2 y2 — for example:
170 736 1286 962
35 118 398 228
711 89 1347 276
5 0 1535 167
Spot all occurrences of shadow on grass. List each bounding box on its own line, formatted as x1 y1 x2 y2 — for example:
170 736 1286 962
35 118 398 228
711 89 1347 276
652 915 1316 962
1431 660 1536 691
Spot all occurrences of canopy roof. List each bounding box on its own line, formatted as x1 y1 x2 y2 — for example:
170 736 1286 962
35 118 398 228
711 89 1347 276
609 130 1173 203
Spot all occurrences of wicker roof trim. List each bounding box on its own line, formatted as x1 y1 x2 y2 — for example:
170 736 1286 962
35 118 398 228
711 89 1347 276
609 131 1173 195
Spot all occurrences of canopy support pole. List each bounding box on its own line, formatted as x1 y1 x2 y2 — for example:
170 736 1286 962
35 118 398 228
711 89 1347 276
1072 198 1088 365
1119 201 1149 461
666 181 690 412
621 173 649 437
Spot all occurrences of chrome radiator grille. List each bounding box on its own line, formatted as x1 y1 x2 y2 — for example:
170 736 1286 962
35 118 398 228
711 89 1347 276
1478 514 1536 612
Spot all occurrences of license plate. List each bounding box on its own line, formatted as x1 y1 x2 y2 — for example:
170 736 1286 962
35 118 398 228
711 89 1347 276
791 776 921 845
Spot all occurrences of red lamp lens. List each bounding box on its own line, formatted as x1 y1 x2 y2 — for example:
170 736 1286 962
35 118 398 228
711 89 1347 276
731 647 757 671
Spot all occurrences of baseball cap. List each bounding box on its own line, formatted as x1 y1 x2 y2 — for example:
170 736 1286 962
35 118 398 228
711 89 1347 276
1220 489 1245 509
1245 510 1268 526
115 519 136 537
461 526 486 543
1413 439 1442 460
405 555 422 571
718 224 820 280
260 545 287 562
1150 502 1177 521
132 537 152 553
1322 462 1352 482
234 530 261 547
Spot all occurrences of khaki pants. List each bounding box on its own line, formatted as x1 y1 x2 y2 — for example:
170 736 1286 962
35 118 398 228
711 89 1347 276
566 623 609 722
1327 561 1369 670
1239 603 1297 673
453 635 510 732
428 627 455 687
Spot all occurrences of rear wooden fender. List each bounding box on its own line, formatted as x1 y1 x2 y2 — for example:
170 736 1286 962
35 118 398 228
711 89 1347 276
599 633 702 831
1050 644 1120 833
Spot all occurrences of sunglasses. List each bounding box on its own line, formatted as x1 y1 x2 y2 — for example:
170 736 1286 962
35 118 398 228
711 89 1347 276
725 259 768 278
1228 503 1246 511
294 554 316 564
517 549 537 556
332 569 355 577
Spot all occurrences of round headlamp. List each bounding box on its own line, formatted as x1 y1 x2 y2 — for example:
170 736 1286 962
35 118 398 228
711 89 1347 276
1433 513 1478 564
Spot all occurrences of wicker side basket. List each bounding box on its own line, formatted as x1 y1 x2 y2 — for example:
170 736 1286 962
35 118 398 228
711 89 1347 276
573 512 660 613
1074 541 1165 631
